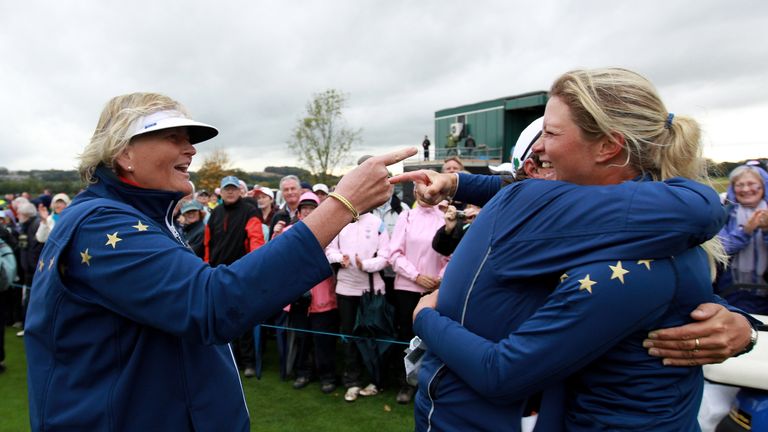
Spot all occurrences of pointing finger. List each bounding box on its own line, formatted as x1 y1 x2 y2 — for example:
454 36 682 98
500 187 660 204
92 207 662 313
369 147 418 167
389 170 432 185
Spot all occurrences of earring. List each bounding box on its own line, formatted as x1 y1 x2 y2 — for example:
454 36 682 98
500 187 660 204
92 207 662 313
127 166 134 172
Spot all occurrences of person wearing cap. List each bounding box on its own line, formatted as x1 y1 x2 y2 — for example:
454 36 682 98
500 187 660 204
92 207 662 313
392 68 759 431
252 186 277 228
180 200 206 258
34 193 71 244
312 183 330 203
34 190 53 213
24 92 415 431
204 175 265 377
430 119 550 257
276 192 339 394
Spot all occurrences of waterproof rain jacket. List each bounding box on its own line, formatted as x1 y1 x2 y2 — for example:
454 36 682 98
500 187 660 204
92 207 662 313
414 174 731 432
25 166 332 431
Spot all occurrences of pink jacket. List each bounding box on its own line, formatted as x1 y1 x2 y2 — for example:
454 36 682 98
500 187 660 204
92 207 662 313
308 276 337 314
326 213 390 296
388 204 450 293
282 224 337 314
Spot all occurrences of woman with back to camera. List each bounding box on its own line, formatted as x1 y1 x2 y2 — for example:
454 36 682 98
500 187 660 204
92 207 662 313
24 92 415 431
393 68 760 431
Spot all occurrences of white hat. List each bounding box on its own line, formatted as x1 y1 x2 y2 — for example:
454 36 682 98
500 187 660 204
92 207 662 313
488 162 515 174
127 110 218 144
312 183 329 195
253 186 274 199
511 117 543 169
52 193 71 205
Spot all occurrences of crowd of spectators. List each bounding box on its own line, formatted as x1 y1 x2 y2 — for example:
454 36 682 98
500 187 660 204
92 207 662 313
0 156 482 406
4 154 763 414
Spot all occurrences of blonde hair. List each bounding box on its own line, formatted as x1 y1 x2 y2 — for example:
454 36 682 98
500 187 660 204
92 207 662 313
78 93 189 184
550 68 725 273
550 68 705 182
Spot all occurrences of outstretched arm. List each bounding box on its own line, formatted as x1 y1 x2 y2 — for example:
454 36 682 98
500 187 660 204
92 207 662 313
389 171 506 207
303 147 416 246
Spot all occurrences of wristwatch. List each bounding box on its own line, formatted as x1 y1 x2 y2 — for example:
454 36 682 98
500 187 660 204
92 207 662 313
742 325 759 355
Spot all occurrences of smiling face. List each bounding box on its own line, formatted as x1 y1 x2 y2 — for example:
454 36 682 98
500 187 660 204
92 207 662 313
532 96 602 185
183 209 201 224
281 179 301 209
117 127 195 194
733 171 765 208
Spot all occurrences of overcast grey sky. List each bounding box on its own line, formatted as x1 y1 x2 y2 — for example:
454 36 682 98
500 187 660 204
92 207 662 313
1 0 766 174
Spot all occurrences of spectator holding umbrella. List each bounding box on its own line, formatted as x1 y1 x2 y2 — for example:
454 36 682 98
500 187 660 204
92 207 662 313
326 206 391 402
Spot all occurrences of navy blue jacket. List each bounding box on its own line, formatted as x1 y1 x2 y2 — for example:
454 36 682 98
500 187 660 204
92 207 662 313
25 167 332 431
414 174 726 432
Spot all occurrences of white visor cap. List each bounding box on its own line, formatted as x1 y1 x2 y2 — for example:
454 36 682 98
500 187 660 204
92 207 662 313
127 110 218 144
511 116 544 171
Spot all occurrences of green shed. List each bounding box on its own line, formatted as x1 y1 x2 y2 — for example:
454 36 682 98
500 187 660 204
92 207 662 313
435 90 547 165
401 91 548 204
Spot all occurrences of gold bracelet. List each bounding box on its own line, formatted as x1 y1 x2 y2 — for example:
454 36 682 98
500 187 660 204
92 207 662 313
328 192 360 222
446 173 459 202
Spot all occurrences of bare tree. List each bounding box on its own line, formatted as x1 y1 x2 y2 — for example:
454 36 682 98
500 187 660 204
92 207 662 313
288 89 361 183
195 148 233 193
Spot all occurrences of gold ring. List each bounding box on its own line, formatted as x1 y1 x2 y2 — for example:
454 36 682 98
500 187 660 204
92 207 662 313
693 338 700 353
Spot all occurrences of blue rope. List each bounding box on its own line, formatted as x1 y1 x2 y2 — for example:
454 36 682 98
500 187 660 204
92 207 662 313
259 324 409 346
6 281 409 346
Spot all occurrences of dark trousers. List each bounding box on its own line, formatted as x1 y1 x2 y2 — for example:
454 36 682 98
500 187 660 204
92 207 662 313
394 290 422 385
337 294 363 388
233 329 256 369
0 289 5 363
295 309 339 384
7 286 22 325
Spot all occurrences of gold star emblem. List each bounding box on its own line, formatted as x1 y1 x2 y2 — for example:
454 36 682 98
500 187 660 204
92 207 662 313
609 261 630 284
105 232 122 249
560 273 569 283
80 249 92 266
637 259 654 270
132 221 149 232
38 259 44 272
48 257 55 270
578 274 597 294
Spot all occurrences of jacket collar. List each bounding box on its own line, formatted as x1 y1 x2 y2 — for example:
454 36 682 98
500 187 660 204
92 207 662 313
76 165 185 222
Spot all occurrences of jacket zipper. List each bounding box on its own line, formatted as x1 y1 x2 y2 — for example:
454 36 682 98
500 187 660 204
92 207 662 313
427 245 492 430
